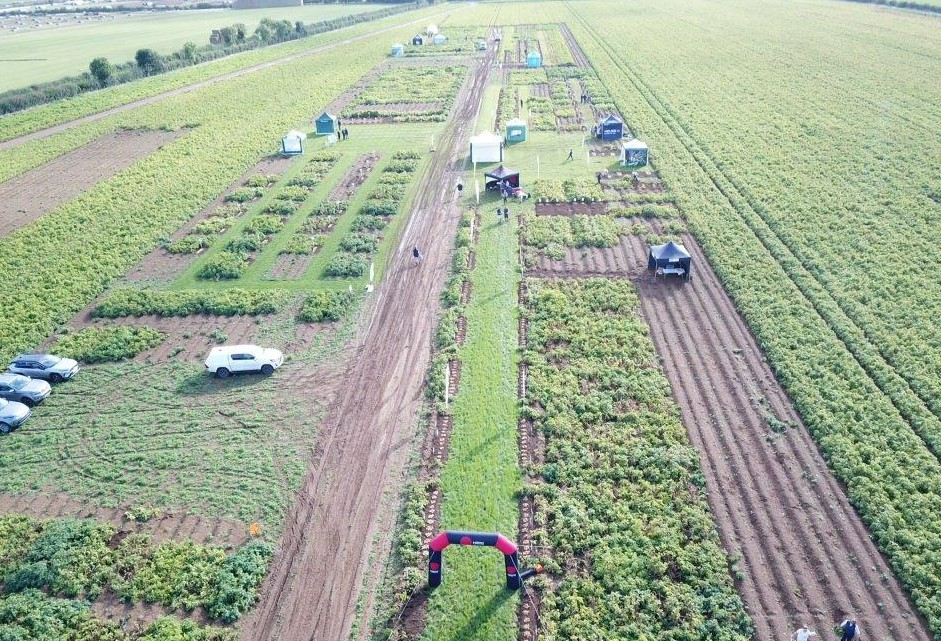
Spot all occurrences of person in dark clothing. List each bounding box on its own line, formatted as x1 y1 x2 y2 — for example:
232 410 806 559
566 149 574 162
497 207 503 222
412 246 423 263
456 181 463 193
838 619 859 641
503 207 509 221
596 172 603 185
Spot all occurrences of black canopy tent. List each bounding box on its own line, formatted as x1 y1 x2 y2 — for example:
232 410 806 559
485 165 520 191
648 241 692 280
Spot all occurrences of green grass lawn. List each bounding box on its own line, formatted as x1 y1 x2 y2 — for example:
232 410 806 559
0 4 385 92
422 204 522 641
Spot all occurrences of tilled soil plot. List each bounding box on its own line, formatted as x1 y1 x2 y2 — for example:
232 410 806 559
0 490 247 547
0 129 182 238
124 155 293 284
526 231 650 277
632 235 930 641
240 43 498 641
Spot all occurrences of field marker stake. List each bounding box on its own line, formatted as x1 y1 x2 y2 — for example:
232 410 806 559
475 179 480 204
367 262 374 293
444 363 450 408
536 155 540 178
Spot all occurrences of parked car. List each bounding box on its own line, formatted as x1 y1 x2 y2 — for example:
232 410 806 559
0 398 31 434
204 345 284 379
8 354 79 383
0 373 51 407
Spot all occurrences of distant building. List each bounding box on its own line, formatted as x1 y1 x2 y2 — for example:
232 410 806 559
232 0 301 9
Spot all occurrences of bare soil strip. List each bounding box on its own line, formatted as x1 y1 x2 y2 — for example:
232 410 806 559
633 235 930 641
0 129 181 238
239 44 496 641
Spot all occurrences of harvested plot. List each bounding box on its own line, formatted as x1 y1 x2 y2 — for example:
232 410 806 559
0 129 182 238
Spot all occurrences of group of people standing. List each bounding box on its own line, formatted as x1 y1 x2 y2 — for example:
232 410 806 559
792 618 860 641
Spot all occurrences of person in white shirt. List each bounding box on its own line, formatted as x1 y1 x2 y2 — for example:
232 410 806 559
791 627 816 641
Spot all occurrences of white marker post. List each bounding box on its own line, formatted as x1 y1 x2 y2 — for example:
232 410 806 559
586 150 590 166
366 261 374 293
536 155 540 179
430 135 435 152
475 179 480 205
443 363 450 408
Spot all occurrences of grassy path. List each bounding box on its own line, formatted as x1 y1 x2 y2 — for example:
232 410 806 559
421 210 521 641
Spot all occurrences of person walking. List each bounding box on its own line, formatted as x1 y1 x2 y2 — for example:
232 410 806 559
596 171 603 185
566 149 574 162
790 627 816 641
838 619 860 641
412 246 423 263
503 207 509 222
502 189 508 204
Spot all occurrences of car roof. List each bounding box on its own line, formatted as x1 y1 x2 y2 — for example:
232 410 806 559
0 373 24 382
210 344 261 352
12 353 51 360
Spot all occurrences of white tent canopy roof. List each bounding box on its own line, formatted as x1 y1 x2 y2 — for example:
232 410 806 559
506 118 527 127
284 130 307 140
470 131 504 144
623 138 648 150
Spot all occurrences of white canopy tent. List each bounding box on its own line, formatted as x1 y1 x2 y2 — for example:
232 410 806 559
621 138 649 167
281 130 307 156
469 131 504 164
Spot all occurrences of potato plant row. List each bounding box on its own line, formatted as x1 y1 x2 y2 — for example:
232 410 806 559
326 152 421 278
0 32 391 363
0 514 271 623
0 589 233 641
522 212 630 262
523 278 752 641
195 152 340 281
342 66 467 123
52 326 166 364
93 288 290 318
568 13 941 636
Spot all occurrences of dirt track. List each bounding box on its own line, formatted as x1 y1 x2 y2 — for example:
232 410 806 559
0 9 459 152
239 44 496 641
634 236 930 641
0 129 180 237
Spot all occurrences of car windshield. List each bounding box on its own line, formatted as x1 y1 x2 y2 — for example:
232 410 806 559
7 377 28 391
38 355 60 367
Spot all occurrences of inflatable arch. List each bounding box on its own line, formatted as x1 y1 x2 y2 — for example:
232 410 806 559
427 530 540 590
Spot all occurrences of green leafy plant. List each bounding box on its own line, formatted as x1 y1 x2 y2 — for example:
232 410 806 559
53 326 165 363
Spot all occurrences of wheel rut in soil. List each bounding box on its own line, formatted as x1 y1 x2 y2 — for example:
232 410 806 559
633 234 930 641
239 44 497 641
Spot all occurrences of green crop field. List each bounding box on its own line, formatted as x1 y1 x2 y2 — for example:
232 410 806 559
3 0 941 639
0 4 385 91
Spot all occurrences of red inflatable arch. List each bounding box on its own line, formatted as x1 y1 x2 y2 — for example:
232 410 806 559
427 530 541 590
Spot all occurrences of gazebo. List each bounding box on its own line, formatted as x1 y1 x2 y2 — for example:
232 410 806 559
469 131 504 163
412 34 424 45
315 111 337 135
484 165 520 191
505 118 527 143
426 24 439 36
596 114 624 141
281 130 306 156
648 241 692 280
526 50 542 68
621 138 648 167
391 43 404 57
433 34 447 45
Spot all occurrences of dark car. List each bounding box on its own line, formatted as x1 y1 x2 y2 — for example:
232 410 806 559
0 373 51 407
8 354 79 383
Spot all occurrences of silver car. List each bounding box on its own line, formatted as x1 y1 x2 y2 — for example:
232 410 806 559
0 398 31 434
0 373 51 407
8 354 79 383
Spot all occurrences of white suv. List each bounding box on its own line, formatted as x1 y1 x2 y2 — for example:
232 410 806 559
204 345 284 378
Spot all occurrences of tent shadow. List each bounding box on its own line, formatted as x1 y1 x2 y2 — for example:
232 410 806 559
451 588 513 640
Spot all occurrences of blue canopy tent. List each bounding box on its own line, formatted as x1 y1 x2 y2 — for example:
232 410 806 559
315 111 337 135
527 50 542 68
648 241 692 280
596 114 624 141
